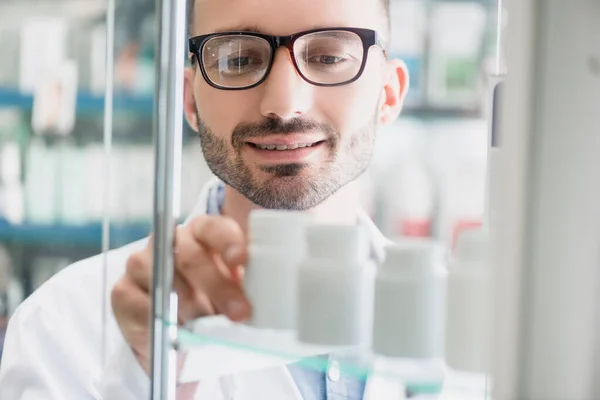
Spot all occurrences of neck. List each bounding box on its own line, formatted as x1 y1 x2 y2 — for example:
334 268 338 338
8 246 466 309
221 180 362 235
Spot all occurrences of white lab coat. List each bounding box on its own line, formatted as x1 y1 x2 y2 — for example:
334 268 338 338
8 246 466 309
0 179 416 400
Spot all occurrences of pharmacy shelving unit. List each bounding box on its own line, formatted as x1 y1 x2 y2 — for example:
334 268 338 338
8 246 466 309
0 87 153 115
0 218 150 248
0 217 150 296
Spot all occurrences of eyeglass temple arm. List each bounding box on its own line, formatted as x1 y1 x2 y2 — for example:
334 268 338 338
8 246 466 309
375 33 389 57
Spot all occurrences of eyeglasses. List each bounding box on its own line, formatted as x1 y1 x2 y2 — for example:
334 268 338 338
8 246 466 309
188 27 387 90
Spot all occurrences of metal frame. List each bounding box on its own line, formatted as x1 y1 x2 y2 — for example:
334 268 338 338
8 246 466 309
150 0 188 398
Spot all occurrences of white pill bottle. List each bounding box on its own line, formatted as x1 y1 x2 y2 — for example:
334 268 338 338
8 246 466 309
245 210 310 330
372 239 447 359
296 224 376 346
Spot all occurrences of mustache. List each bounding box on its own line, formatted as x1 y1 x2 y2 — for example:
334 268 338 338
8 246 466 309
231 117 337 149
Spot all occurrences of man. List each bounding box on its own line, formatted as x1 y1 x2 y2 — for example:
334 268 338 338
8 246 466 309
0 0 408 398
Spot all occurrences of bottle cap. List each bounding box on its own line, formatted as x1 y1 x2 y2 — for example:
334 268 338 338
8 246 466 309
383 238 445 275
248 210 310 247
306 224 369 261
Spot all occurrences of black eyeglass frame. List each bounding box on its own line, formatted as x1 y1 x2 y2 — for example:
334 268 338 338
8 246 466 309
188 27 387 90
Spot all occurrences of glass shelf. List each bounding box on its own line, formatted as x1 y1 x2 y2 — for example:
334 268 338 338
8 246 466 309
175 317 491 399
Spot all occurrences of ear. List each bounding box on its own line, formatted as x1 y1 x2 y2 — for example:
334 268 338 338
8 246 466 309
183 67 199 132
378 59 410 125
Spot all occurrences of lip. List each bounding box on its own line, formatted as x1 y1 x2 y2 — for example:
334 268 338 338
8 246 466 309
245 134 326 147
245 141 326 164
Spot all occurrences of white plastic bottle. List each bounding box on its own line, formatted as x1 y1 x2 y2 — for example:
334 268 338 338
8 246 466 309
372 239 447 359
444 228 493 373
297 224 375 346
244 209 310 330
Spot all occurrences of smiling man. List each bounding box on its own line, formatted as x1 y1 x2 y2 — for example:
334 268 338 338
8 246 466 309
0 0 408 398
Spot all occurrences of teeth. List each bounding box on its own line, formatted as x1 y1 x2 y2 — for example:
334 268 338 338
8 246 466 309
254 143 316 150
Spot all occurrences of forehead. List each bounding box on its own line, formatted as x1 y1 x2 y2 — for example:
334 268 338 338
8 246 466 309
192 0 385 36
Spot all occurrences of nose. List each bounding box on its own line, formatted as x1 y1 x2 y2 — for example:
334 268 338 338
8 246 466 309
259 48 313 120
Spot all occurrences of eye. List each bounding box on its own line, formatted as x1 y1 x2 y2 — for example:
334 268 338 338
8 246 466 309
227 56 259 68
309 55 346 65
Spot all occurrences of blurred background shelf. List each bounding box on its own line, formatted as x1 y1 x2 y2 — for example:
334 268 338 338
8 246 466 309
0 88 154 115
0 218 150 248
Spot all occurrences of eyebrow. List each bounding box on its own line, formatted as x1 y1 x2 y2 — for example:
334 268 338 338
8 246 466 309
213 24 334 35
214 25 267 34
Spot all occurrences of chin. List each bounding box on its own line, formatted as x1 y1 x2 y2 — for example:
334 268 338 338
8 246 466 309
257 162 311 178
247 174 332 211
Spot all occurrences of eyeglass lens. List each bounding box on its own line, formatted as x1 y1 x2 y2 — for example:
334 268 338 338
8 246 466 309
201 30 365 88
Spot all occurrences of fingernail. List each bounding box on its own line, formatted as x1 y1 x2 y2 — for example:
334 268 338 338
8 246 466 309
227 299 249 321
224 245 243 264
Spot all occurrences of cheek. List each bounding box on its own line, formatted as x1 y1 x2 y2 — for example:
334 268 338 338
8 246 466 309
315 74 381 132
194 80 258 140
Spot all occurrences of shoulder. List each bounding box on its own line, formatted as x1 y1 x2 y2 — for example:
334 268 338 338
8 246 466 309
9 238 148 345
0 239 147 394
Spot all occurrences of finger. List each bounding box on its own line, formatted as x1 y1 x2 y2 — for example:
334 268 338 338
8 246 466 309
127 243 214 324
189 216 248 268
112 276 150 326
202 271 251 322
176 276 216 324
174 231 251 321
129 227 186 292
175 222 250 321
177 382 200 400
177 249 250 321
111 277 151 364
126 250 152 293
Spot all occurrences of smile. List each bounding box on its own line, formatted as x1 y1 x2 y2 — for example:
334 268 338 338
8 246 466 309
250 142 322 151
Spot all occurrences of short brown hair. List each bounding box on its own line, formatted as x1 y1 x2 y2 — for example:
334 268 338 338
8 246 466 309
188 0 391 37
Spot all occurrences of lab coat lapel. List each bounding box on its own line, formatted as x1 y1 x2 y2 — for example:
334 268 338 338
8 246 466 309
229 366 304 400
184 177 216 222
362 369 407 400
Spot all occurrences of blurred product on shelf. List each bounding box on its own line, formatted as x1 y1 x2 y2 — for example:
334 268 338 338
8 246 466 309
427 2 487 109
368 119 431 237
388 0 427 107
367 117 486 252
23 139 212 225
0 140 24 225
0 0 156 96
24 139 59 224
31 60 79 136
382 145 435 239
428 120 487 250
19 17 69 94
